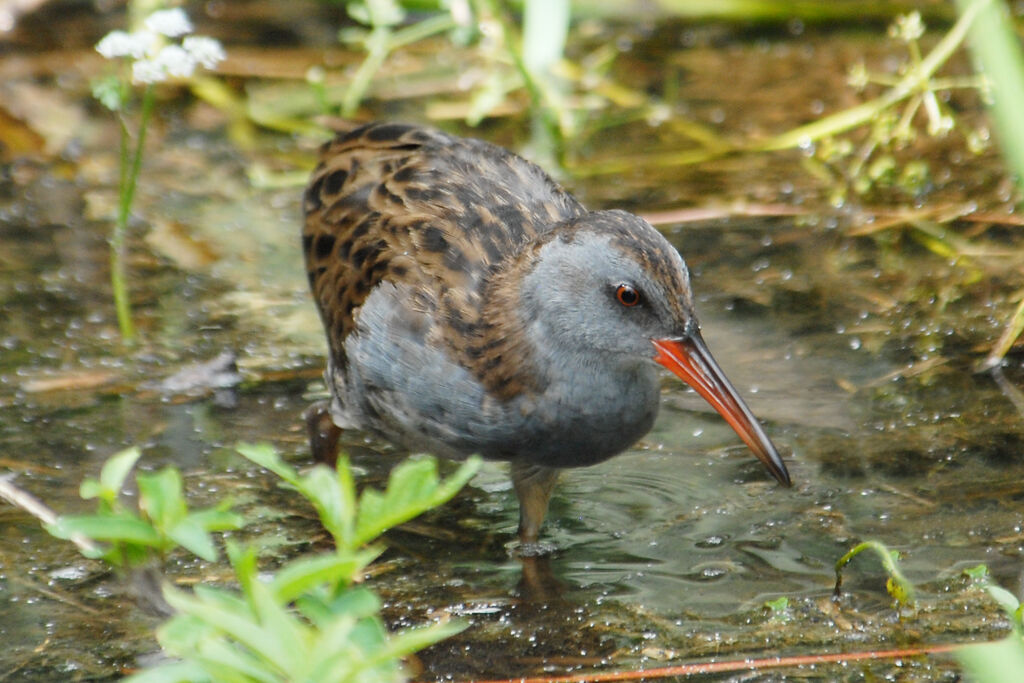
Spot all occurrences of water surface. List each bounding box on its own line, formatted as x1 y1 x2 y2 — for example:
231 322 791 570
1 7 1022 681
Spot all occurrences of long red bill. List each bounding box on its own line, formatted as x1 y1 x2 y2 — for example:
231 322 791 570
652 334 791 486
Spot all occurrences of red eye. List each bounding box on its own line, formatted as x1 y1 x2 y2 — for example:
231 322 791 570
616 284 640 307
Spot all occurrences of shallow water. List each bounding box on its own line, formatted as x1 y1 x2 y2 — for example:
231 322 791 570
2 5 1024 681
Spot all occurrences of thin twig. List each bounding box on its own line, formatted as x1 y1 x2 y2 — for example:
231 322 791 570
455 643 962 683
0 474 102 555
641 203 809 226
978 296 1024 371
990 366 1024 417
0 636 51 683
7 574 102 616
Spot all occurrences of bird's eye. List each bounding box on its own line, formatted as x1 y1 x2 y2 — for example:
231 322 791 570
615 283 641 307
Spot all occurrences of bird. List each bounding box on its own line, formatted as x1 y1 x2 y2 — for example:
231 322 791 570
301 121 791 546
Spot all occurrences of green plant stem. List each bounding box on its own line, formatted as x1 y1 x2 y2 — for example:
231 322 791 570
649 0 955 22
954 0 1024 369
523 0 569 75
476 0 573 138
834 540 916 606
753 0 983 152
111 84 155 344
343 26 392 116
979 295 1024 371
955 0 1024 188
387 11 456 51
341 14 457 116
576 0 984 178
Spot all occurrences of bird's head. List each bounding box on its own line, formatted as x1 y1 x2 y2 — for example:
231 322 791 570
519 210 791 486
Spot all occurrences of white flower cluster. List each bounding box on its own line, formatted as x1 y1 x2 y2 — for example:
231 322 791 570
889 11 925 44
96 8 225 85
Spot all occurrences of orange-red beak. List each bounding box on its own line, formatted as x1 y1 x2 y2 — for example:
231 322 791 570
652 334 791 486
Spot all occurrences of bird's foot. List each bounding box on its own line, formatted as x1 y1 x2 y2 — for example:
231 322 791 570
305 400 342 467
507 538 558 558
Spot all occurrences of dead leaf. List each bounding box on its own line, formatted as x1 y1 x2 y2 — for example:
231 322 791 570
145 218 221 270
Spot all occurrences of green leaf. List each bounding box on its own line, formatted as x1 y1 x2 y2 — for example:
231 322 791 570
325 586 383 621
251 580 310 675
293 593 336 629
334 455 358 548
986 584 1022 614
158 612 275 682
316 618 464 681
235 442 302 488
79 478 104 501
137 468 188 531
164 585 294 675
956 635 1024 683
299 465 351 544
82 446 141 501
763 596 791 621
886 576 911 605
522 0 569 73
955 0 1024 196
187 584 253 619
301 614 361 681
47 514 162 547
226 541 259 599
353 456 480 547
191 636 279 683
167 517 218 562
123 659 211 683
964 564 990 581
270 549 381 604
294 584 383 631
346 613 389 652
91 75 126 112
383 620 467 660
155 613 216 654
186 506 245 533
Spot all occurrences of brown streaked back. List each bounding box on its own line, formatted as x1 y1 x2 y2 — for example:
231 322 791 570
302 122 584 373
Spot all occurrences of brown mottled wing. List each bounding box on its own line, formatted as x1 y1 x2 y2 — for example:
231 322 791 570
302 122 584 381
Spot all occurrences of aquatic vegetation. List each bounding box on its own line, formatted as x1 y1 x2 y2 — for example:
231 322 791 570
92 7 225 343
804 10 990 200
42 444 480 682
955 0 1024 370
833 539 916 610
956 564 1024 683
134 444 479 683
46 446 243 566
325 0 577 136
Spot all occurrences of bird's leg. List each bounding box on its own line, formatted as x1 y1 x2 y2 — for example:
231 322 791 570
511 461 560 545
305 400 342 467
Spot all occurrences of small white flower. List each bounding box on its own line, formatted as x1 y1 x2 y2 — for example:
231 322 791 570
145 8 193 38
100 8 224 85
182 35 225 69
96 29 156 60
847 62 869 91
155 44 197 78
131 58 165 84
890 12 924 43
